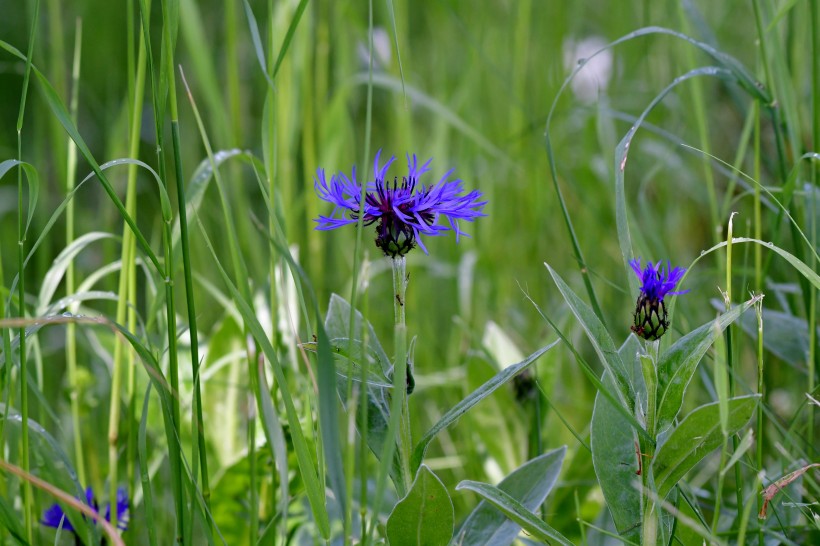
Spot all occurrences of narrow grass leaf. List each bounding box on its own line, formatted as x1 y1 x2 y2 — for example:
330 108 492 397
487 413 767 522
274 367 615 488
138 385 159 546
386 465 454 546
410 341 558 473
653 395 760 498
455 481 574 546
546 263 634 409
196 218 331 538
455 446 567 546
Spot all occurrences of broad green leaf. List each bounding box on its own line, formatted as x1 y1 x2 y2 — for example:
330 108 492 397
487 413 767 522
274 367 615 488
546 264 634 409
302 337 392 388
653 395 760 498
655 296 760 434
321 294 404 489
455 446 567 546
590 371 641 542
411 341 558 473
386 465 454 546
325 294 392 376
454 481 573 546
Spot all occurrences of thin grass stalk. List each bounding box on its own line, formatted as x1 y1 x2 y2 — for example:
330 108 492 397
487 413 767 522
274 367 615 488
158 17 192 538
754 297 764 546
163 3 212 534
16 1 40 541
808 0 819 459
124 1 149 511
106 4 150 528
391 256 412 493
260 1 277 537
725 212 746 520
64 16 85 488
134 0 188 538
350 1 377 542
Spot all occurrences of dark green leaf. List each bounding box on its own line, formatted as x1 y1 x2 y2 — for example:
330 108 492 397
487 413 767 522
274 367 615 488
386 465 454 546
653 395 760 498
546 264 635 410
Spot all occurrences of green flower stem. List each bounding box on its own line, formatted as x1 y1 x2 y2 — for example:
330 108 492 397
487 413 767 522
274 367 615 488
16 1 40 541
754 298 765 546
392 256 413 493
640 340 659 546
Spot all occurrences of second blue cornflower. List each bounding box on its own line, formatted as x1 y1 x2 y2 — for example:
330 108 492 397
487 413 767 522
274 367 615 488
630 259 689 340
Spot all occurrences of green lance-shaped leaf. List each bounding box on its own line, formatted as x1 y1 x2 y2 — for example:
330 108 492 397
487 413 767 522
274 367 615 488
655 295 760 434
455 446 567 546
653 395 760 499
590 371 641 542
386 465 454 546
321 294 405 488
546 263 635 411
455 481 574 546
411 341 558 473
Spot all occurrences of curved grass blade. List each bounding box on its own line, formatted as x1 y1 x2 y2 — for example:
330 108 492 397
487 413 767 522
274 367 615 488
0 160 38 236
614 67 734 296
546 263 634 409
35 232 117 315
410 341 558 473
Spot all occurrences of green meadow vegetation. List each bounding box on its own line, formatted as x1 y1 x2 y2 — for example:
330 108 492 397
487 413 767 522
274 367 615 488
1 0 819 544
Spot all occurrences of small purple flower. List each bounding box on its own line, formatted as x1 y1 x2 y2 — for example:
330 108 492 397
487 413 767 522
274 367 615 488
314 150 486 257
42 486 130 536
629 259 688 340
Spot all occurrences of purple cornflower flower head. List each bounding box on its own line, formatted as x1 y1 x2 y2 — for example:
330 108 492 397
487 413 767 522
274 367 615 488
629 259 689 340
42 486 130 536
314 150 487 257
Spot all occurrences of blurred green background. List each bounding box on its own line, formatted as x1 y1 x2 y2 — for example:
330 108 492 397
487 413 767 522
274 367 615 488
1 0 817 543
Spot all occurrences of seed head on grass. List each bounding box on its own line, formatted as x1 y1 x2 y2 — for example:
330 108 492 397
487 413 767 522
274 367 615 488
314 150 487 257
42 486 130 536
630 259 688 341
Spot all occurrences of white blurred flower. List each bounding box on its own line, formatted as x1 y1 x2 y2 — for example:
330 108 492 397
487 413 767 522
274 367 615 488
358 27 392 70
563 36 613 103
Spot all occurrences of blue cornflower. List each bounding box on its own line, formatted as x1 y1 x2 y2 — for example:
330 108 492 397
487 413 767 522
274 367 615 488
629 259 689 340
42 486 130 537
314 150 486 257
